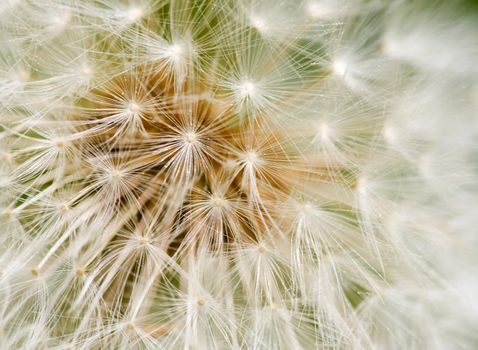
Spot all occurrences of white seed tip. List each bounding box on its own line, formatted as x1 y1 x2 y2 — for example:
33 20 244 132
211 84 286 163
250 16 267 32
75 267 86 277
183 131 198 145
211 195 226 208
333 60 347 76
127 101 142 114
239 81 256 97
125 7 143 22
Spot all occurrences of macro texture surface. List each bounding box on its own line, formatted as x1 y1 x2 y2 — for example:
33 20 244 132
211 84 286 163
1 0 478 349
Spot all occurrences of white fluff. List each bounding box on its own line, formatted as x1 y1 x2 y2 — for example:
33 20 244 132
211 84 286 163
0 0 477 349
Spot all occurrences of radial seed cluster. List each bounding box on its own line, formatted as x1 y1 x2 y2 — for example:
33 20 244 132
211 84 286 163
1 0 478 349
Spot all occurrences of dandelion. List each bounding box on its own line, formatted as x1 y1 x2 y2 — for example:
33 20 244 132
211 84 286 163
1 0 477 349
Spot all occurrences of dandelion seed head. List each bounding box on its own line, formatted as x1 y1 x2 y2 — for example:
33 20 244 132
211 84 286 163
1 1 477 348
